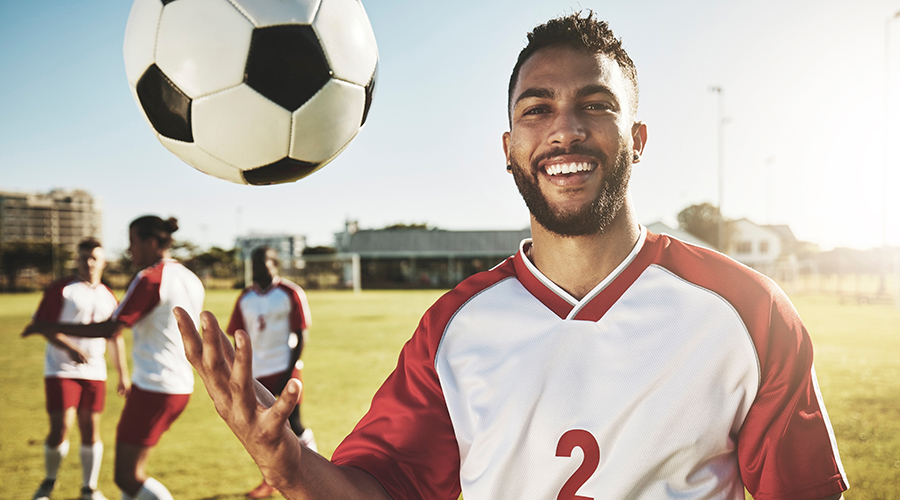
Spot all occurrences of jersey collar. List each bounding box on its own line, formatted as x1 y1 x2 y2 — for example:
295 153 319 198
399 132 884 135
513 226 658 321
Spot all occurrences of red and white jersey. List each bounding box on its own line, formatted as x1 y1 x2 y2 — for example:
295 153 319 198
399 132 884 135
34 277 118 381
114 259 204 394
227 276 311 379
332 227 848 500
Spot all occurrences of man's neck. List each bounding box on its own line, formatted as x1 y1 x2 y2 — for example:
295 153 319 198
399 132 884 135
255 276 276 290
78 272 101 287
528 205 640 301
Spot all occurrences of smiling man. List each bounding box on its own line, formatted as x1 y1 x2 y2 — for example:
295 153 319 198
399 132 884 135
175 12 848 500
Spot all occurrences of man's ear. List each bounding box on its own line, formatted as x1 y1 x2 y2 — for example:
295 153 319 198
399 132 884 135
631 121 647 161
502 131 512 172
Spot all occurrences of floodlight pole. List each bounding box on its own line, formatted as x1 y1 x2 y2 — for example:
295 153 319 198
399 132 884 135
882 11 900 296
710 86 726 252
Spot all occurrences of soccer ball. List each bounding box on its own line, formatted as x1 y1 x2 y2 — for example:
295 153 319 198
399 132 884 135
123 0 378 185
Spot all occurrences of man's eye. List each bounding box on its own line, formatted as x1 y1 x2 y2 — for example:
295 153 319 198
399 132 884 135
523 106 548 115
585 103 611 111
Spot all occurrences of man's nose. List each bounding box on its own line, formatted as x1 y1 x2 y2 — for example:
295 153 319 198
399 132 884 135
548 110 587 147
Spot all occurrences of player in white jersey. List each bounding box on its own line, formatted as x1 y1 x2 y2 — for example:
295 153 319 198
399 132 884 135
26 216 205 500
227 246 315 499
24 239 128 500
174 12 849 500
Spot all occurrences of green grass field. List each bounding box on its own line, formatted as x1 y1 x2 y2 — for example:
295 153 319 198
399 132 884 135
1 289 898 499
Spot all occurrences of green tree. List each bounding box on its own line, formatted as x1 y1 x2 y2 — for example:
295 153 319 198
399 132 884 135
0 242 70 291
185 246 239 278
676 203 730 251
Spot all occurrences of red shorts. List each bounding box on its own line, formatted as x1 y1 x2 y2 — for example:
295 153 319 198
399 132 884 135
45 377 106 413
257 367 301 396
116 385 190 447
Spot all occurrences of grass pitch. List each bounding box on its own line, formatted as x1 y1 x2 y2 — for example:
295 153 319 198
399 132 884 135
1 289 898 499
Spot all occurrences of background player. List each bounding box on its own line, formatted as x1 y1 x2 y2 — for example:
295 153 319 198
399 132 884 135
26 238 128 500
174 12 848 500
25 216 205 500
228 246 316 499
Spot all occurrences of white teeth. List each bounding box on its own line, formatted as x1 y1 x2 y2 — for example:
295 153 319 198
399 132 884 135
546 162 595 176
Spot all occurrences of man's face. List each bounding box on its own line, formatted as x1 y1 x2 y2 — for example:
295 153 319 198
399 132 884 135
503 46 645 236
76 246 106 284
252 249 280 285
127 228 157 269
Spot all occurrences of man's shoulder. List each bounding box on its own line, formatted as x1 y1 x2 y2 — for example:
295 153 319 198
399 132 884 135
424 257 518 326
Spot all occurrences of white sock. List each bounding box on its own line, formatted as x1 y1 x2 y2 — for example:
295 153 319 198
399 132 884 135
45 440 69 480
135 477 174 500
80 441 103 489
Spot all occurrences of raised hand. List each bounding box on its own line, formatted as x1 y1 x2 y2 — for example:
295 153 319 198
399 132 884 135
174 308 304 492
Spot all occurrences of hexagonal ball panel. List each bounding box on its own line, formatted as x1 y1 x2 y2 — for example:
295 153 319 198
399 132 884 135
123 0 164 86
156 0 254 98
242 157 321 185
229 0 320 28
136 64 193 142
192 84 292 170
245 24 331 111
290 78 364 162
362 66 376 126
158 135 247 184
313 0 378 87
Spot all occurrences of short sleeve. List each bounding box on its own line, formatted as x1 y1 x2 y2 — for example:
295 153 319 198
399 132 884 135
288 286 311 332
227 294 246 335
330 309 461 500
34 279 69 322
113 272 161 327
737 293 848 500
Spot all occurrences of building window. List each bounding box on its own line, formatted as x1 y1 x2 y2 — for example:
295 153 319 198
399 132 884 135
736 241 752 254
759 241 769 254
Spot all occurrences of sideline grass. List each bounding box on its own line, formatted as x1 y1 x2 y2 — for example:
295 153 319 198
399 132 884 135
1 290 898 499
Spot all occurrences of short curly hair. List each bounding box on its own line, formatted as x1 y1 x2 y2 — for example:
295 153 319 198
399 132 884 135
507 11 639 124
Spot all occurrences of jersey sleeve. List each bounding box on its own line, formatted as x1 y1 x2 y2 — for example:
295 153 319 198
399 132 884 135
226 293 247 335
113 271 160 327
330 302 461 500
287 286 311 332
737 292 848 500
33 279 69 322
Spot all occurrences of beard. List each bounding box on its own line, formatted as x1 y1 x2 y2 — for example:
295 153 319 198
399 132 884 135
510 143 632 237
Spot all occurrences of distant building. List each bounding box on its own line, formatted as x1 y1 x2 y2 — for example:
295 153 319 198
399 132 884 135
0 189 103 256
234 234 307 270
334 223 531 288
726 218 786 267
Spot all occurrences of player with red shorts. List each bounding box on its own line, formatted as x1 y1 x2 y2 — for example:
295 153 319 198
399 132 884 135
25 238 128 500
228 246 315 498
26 216 204 500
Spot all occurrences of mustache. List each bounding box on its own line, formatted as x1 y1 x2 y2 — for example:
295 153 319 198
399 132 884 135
531 144 609 170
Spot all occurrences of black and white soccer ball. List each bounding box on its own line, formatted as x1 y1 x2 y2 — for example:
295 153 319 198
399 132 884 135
123 0 378 185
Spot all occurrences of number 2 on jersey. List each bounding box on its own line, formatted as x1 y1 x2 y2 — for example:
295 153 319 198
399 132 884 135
556 429 600 500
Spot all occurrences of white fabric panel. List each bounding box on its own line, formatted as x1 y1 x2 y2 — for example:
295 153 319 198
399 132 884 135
158 135 247 184
314 0 378 86
436 268 758 500
230 0 321 27
123 0 163 86
43 282 118 380
290 79 364 162
155 0 253 98
128 261 204 394
192 84 291 170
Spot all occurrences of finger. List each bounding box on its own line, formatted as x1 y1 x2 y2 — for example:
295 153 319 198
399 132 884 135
174 307 203 368
230 330 260 419
200 311 230 370
263 378 302 432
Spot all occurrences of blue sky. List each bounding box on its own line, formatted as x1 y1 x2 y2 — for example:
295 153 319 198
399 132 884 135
1 0 899 253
